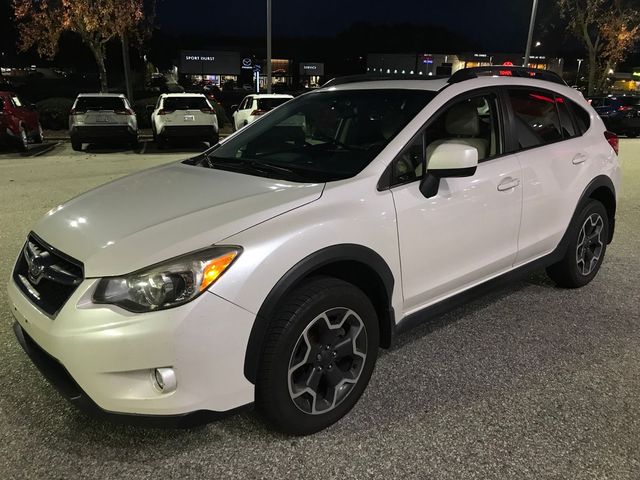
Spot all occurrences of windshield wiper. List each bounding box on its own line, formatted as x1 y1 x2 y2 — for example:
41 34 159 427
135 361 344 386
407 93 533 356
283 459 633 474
202 154 302 177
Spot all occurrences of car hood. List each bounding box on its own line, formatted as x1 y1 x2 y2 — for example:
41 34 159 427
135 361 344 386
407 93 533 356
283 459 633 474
33 162 324 277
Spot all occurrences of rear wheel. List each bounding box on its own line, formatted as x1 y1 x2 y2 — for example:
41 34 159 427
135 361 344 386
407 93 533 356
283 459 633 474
17 126 28 151
71 140 82 151
33 123 44 144
546 200 609 288
256 277 379 435
156 135 168 149
208 132 219 146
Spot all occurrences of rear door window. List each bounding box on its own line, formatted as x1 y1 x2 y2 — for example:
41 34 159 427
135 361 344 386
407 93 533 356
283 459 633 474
74 97 127 111
257 97 290 111
507 89 563 150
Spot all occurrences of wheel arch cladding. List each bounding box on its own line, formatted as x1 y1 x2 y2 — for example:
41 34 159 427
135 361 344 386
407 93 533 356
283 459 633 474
243 244 396 384
583 175 616 244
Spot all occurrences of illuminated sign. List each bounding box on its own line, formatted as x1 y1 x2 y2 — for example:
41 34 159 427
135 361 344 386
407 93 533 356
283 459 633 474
241 58 253 70
299 62 324 76
180 50 241 75
633 69 640 78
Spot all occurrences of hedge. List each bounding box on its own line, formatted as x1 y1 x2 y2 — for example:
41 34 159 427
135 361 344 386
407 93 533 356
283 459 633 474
35 97 74 130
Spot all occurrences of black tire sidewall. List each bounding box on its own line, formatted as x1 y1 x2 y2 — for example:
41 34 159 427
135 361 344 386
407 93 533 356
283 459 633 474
259 280 379 435
565 200 609 287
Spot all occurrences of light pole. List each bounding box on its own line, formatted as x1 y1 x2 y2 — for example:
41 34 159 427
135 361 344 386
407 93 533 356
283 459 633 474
266 0 272 94
523 0 539 67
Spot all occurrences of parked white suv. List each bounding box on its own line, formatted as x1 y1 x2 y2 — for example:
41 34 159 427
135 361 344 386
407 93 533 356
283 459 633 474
232 93 293 131
9 68 621 435
150 93 219 148
69 93 138 151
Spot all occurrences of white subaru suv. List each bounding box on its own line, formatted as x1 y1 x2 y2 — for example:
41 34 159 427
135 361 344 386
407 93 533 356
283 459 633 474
150 93 219 148
9 68 621 435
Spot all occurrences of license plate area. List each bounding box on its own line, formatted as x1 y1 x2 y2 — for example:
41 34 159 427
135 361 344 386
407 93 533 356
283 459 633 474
183 115 195 122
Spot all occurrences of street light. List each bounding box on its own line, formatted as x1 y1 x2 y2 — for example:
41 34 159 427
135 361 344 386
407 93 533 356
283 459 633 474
266 0 272 94
524 0 539 67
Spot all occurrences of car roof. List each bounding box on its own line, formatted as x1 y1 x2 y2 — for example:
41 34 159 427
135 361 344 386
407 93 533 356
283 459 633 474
250 94 294 99
160 93 207 98
76 93 127 98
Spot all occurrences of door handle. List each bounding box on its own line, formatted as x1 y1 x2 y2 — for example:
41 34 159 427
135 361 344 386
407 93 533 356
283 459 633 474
497 177 520 191
572 153 588 165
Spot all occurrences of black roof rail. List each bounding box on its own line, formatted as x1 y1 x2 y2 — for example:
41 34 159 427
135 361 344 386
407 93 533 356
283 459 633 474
322 74 449 88
448 66 567 86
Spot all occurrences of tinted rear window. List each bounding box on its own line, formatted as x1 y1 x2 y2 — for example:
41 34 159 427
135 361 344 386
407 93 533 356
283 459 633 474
163 97 209 110
75 97 126 111
508 89 563 149
619 97 640 106
257 98 290 111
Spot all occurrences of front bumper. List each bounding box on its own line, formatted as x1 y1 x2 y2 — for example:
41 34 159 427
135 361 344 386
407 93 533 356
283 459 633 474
8 277 255 424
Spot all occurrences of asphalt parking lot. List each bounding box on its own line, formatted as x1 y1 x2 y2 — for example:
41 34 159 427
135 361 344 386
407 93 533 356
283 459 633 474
0 140 639 479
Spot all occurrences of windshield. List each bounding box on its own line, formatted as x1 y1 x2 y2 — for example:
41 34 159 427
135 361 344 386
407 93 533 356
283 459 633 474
188 89 435 182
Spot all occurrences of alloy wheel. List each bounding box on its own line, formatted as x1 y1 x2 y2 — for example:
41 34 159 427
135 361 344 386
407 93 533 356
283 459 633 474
576 213 604 276
287 307 367 415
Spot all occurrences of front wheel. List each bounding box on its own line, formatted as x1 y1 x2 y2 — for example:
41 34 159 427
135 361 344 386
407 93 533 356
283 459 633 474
256 277 379 435
546 200 609 288
33 123 44 144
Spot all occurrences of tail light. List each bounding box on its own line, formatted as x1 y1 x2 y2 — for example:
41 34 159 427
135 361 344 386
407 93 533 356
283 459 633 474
157 109 174 115
618 105 633 112
250 109 267 116
200 108 215 114
70 109 85 115
604 131 619 155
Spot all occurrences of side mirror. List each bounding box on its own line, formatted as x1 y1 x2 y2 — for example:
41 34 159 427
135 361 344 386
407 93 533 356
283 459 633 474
419 142 479 198
30 103 37 110
230 104 238 113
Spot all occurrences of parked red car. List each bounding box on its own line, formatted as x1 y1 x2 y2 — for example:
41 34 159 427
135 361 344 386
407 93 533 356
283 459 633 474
0 91 43 151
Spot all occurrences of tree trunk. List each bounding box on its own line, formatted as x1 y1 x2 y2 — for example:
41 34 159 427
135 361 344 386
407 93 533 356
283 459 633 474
121 33 133 102
89 43 108 93
587 50 597 96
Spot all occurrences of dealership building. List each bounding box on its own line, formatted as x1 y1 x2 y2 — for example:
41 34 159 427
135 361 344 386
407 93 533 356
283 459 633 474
366 52 565 77
178 50 325 90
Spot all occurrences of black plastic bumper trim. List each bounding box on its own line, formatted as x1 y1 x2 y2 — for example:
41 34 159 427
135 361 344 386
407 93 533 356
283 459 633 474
13 322 253 428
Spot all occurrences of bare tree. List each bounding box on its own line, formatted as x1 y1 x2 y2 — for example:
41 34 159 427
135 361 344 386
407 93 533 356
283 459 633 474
557 0 639 95
13 0 147 92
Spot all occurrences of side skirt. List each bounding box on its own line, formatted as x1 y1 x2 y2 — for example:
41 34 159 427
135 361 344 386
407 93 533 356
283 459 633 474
394 247 565 337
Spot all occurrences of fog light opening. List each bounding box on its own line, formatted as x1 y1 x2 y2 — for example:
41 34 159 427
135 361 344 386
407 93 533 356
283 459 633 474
152 367 177 393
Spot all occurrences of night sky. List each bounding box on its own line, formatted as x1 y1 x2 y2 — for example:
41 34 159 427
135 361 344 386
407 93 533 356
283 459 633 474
158 0 541 51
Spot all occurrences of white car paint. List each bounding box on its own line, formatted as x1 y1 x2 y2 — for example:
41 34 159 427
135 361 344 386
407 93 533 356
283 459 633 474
9 74 621 423
232 94 293 131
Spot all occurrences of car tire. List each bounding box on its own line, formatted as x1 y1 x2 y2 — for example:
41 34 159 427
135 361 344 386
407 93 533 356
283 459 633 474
256 276 379 435
34 123 44 144
546 199 609 288
208 133 219 146
71 140 82 152
156 136 168 150
17 126 28 151
130 136 139 149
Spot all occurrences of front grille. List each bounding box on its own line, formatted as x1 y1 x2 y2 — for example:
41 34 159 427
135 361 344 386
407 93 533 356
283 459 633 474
12 233 84 317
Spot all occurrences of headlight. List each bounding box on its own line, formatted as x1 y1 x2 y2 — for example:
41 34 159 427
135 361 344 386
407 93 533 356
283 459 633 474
92 246 241 312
